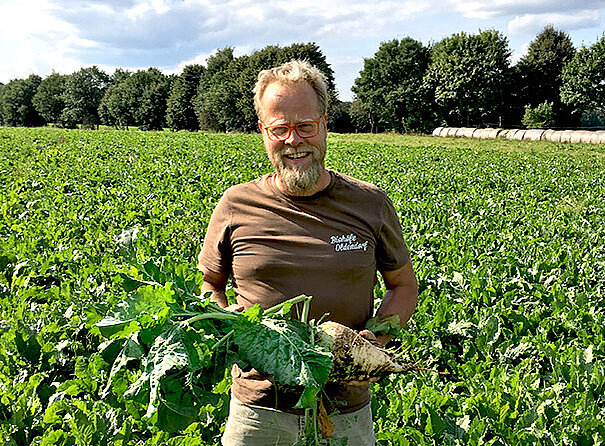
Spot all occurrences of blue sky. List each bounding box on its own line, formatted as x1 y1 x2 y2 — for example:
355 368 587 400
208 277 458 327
1 0 604 101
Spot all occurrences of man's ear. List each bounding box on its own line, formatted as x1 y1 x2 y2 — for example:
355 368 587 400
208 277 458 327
258 121 263 132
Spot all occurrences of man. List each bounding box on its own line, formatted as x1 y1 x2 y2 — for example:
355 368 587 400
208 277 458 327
198 60 417 445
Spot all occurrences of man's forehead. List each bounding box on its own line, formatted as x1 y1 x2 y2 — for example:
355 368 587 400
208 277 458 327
263 79 304 93
260 81 319 113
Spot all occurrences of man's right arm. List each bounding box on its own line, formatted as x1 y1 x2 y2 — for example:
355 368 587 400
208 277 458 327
200 267 229 308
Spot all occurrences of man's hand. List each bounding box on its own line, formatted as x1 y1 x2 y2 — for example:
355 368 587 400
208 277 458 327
358 329 391 348
225 303 244 312
200 267 229 308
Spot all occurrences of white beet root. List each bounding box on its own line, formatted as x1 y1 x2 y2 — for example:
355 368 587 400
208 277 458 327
316 321 419 382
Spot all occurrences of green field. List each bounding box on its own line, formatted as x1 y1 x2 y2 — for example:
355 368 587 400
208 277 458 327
1 127 604 445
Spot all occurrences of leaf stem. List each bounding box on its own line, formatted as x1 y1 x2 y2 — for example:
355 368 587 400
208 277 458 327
180 312 239 325
264 294 312 316
300 296 320 444
212 329 235 351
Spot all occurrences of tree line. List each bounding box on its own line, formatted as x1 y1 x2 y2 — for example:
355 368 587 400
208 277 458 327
1 28 604 134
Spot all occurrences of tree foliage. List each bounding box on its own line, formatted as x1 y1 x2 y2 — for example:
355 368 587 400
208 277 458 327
560 35 605 125
423 30 512 127
3 33 605 133
0 83 4 124
522 101 554 129
0 74 44 127
99 70 134 129
193 43 336 133
61 66 110 128
515 26 576 127
352 38 433 133
100 68 172 130
32 72 67 125
348 99 374 133
193 47 238 132
328 100 354 133
166 64 205 131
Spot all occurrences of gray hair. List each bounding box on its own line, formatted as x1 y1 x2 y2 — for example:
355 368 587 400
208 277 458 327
253 60 328 120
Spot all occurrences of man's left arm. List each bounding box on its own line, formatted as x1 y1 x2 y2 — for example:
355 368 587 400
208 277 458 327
361 260 418 346
348 260 417 386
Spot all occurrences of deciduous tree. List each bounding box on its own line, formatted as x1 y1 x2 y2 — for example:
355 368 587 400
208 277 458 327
423 30 512 127
349 99 375 133
99 70 133 129
352 38 433 133
515 26 576 127
193 47 237 132
137 69 172 131
61 66 110 128
0 75 44 127
32 72 67 125
193 43 336 133
100 68 171 130
561 35 605 125
166 64 205 131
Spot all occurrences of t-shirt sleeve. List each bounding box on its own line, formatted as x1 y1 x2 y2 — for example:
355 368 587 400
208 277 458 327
197 192 233 275
376 193 410 271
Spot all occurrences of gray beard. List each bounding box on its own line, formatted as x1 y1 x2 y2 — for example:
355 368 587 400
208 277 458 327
277 161 323 195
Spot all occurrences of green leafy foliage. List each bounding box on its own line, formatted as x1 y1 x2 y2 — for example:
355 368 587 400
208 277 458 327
166 64 206 131
233 316 332 408
561 35 605 123
89 229 332 429
61 66 111 128
193 43 337 133
352 38 434 133
0 75 44 127
32 72 67 125
365 315 401 337
423 30 512 127
0 128 604 445
514 26 576 127
522 101 554 129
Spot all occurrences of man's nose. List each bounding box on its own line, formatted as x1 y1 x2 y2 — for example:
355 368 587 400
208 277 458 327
284 128 303 146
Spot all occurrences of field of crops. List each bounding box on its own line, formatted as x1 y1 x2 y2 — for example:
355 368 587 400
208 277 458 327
1 127 604 445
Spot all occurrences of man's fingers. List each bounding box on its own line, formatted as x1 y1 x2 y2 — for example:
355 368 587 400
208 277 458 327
225 303 245 312
358 329 377 341
358 329 383 347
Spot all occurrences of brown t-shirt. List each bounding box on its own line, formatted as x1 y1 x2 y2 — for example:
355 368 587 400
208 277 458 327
198 170 410 413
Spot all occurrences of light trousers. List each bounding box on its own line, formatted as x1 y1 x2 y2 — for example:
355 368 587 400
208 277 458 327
221 396 376 446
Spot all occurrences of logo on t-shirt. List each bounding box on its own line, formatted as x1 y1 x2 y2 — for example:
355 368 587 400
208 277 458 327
329 233 368 252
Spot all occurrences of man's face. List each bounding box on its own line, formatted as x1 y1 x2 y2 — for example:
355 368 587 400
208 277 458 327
258 81 327 195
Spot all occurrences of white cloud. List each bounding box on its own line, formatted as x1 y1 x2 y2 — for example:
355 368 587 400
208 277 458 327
511 41 530 64
169 53 212 74
450 0 605 19
0 0 99 82
233 4 265 23
278 0 436 37
0 0 440 83
507 10 601 35
1 0 604 101
130 0 173 17
167 44 252 75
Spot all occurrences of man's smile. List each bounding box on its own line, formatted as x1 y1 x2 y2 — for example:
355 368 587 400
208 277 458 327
284 151 311 160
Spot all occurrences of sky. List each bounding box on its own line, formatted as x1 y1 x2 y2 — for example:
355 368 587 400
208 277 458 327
1 0 604 101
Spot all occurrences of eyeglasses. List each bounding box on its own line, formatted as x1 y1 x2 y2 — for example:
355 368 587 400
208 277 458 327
260 117 324 142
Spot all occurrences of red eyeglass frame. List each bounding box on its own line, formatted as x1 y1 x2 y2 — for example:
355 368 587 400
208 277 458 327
258 116 325 141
